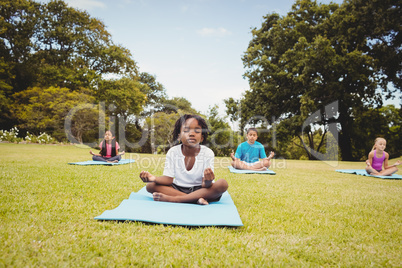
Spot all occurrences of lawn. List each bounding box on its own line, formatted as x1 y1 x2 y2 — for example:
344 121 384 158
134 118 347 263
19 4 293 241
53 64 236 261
0 143 401 267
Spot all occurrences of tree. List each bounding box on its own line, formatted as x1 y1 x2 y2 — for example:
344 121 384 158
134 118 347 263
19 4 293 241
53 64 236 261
207 105 239 157
145 112 180 154
97 77 147 121
0 0 141 132
241 0 401 161
157 96 199 115
12 86 99 141
139 72 167 110
1 0 137 92
352 105 401 159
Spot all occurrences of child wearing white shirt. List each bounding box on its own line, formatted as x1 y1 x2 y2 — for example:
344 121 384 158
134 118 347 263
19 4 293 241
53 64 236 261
139 114 228 205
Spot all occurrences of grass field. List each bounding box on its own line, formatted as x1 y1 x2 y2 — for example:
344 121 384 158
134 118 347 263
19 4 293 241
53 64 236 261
1 143 401 267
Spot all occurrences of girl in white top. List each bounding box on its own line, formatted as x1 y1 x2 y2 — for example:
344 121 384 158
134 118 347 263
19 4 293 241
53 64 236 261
139 114 228 205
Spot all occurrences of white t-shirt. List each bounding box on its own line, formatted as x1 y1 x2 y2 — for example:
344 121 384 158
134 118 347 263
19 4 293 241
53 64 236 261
163 144 214 187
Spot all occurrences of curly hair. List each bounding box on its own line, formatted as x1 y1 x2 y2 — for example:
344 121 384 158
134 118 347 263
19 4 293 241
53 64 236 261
172 114 209 145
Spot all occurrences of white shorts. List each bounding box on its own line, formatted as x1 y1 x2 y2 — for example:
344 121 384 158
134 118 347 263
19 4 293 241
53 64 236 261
242 160 260 166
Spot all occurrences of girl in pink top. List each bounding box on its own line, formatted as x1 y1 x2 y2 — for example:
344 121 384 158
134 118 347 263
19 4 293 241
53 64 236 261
365 137 400 176
89 130 125 163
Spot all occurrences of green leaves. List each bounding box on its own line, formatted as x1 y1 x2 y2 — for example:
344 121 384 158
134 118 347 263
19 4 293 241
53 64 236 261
241 0 400 160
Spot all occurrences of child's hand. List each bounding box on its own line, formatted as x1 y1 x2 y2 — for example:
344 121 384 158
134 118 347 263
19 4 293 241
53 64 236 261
395 160 401 166
202 168 214 188
120 151 125 155
139 171 156 183
89 150 94 155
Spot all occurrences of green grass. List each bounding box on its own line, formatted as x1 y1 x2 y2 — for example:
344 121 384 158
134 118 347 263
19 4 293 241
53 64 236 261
1 143 401 267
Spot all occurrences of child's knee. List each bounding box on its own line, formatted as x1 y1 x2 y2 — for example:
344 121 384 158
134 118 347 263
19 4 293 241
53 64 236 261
146 183 156 193
215 179 228 192
263 159 271 167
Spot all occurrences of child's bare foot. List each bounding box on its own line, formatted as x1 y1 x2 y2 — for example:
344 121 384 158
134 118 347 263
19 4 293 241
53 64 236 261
250 166 267 171
202 168 214 188
107 160 119 163
197 198 209 205
153 192 174 202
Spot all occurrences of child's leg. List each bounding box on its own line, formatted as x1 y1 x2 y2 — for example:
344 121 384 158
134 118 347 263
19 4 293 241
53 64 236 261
231 159 267 171
107 155 121 162
365 160 380 175
378 167 398 176
145 182 186 196
93 155 107 162
232 151 275 170
153 179 229 205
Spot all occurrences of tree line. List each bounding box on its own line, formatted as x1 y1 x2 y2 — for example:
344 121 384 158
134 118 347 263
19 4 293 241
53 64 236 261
1 0 401 160
0 0 236 156
226 0 401 160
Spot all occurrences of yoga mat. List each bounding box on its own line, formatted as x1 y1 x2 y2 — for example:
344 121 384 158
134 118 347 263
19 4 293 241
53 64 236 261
228 166 276 175
95 187 243 227
68 159 135 166
335 169 402 180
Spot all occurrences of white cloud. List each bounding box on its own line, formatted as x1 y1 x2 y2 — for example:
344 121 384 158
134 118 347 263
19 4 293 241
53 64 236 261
197 27 232 37
64 0 106 10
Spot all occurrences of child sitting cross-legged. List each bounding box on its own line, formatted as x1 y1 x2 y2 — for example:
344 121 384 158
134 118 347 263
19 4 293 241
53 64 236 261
230 128 274 171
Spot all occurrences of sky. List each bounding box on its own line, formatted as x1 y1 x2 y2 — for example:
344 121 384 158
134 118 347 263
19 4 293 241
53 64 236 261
40 0 399 115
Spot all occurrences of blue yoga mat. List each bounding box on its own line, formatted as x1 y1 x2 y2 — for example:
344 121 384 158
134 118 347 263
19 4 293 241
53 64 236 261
68 159 135 166
228 166 276 175
335 169 402 180
95 187 243 227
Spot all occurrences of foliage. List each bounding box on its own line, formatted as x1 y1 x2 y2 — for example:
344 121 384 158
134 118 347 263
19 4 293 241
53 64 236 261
352 105 402 160
206 105 240 157
283 130 340 160
97 77 147 120
12 86 99 142
1 144 401 266
0 0 142 133
224 97 240 123
0 0 137 92
240 0 401 161
0 127 56 144
138 72 167 112
25 131 55 144
145 112 181 154
156 96 199 115
0 127 22 143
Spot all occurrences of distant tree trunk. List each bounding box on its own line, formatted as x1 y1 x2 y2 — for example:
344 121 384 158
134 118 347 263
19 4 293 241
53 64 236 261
338 106 354 161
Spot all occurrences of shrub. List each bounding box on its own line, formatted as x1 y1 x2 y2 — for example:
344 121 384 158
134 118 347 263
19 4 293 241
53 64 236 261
1 127 55 144
0 127 23 143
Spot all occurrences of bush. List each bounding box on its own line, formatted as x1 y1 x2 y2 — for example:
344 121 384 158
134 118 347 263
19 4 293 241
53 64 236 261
1 127 55 144
0 127 23 143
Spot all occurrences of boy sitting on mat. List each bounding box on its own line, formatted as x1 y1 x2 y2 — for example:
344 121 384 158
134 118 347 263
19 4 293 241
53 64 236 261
230 128 274 171
139 114 228 205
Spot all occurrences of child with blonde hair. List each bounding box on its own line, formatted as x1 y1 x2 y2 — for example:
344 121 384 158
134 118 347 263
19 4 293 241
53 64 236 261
365 137 400 176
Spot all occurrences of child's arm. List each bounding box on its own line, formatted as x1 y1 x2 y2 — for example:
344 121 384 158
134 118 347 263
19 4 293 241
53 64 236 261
384 153 401 169
366 151 374 165
139 171 173 185
90 150 101 157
